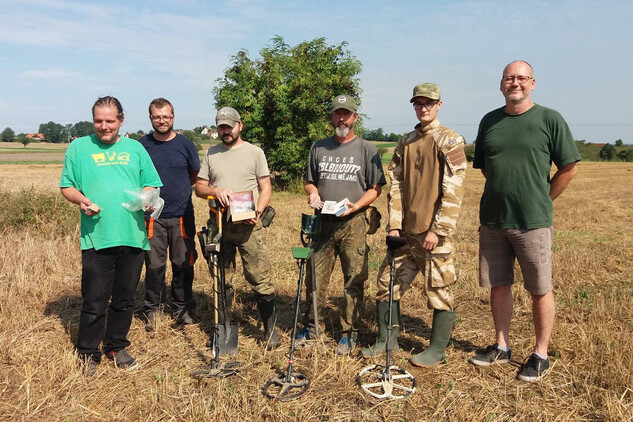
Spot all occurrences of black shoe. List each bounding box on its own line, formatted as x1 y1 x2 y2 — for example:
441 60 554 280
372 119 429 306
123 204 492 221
145 311 156 332
107 349 138 370
469 344 511 367
176 310 194 325
517 354 550 382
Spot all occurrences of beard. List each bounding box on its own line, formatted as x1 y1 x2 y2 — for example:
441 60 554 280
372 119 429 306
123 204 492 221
152 123 173 135
335 124 351 138
221 133 238 146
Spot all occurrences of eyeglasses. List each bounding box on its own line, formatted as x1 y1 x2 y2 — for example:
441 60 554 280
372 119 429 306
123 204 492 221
412 101 438 110
502 75 533 84
150 115 173 122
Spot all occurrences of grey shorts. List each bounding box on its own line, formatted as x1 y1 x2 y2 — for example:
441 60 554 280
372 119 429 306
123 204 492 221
478 226 553 295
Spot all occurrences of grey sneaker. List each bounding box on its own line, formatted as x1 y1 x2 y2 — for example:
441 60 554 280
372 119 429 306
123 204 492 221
107 349 138 370
336 336 357 355
469 344 511 367
517 354 550 382
79 357 98 377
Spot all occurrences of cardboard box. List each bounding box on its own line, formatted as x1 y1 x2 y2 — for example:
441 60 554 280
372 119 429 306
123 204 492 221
230 190 257 221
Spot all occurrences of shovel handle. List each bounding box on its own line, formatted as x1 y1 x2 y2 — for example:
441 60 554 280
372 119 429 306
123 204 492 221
208 196 226 235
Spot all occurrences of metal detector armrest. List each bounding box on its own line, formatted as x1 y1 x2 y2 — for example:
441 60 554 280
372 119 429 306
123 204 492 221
386 235 407 252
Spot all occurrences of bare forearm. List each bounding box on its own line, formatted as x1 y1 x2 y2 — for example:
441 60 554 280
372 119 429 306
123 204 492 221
195 179 216 198
550 162 578 201
256 177 272 213
347 185 381 214
60 186 86 205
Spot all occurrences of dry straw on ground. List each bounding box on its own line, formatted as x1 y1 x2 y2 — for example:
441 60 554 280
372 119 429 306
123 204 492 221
0 162 632 421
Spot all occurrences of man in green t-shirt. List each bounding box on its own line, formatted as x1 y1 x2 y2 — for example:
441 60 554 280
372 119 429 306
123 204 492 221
60 96 162 376
195 107 281 351
470 61 580 382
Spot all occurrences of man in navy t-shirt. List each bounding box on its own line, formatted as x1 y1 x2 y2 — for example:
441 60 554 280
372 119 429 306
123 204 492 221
139 98 201 330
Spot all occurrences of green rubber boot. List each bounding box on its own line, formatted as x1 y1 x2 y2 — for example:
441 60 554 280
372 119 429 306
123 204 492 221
360 301 401 358
409 309 455 367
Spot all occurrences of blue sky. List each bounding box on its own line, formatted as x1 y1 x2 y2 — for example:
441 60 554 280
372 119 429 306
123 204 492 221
0 0 631 144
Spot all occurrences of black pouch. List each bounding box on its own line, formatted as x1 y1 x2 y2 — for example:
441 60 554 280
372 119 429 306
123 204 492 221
365 206 381 235
260 205 276 227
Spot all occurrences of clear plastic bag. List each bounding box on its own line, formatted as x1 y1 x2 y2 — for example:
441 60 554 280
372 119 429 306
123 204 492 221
121 188 164 219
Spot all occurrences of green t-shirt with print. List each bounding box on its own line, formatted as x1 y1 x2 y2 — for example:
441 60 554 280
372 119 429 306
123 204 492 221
60 134 162 250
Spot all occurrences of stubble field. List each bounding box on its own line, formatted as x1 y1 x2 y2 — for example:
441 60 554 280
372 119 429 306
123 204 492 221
0 161 632 421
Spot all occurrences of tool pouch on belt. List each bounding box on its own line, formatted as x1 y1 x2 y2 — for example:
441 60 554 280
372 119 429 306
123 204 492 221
260 205 276 228
365 206 381 235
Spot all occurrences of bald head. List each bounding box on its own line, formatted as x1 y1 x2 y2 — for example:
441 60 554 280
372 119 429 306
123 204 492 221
503 60 533 77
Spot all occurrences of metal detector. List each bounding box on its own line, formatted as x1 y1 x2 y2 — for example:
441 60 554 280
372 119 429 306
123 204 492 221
191 196 242 379
262 246 312 401
357 235 416 399
300 213 321 340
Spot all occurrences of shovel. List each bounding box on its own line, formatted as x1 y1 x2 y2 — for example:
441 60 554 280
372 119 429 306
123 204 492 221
207 197 239 356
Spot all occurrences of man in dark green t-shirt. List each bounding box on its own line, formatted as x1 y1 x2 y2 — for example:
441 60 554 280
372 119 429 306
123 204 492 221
470 61 580 382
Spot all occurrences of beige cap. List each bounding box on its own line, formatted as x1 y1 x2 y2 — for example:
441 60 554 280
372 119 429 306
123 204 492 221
215 107 241 127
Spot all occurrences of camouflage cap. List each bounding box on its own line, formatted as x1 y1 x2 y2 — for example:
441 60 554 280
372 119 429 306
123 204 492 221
215 107 241 127
330 94 358 113
410 83 441 102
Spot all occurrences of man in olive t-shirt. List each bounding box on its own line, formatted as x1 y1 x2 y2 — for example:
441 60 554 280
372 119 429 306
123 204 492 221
470 61 580 382
195 107 280 351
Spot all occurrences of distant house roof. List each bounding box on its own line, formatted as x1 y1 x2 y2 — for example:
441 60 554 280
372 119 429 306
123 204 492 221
26 133 45 140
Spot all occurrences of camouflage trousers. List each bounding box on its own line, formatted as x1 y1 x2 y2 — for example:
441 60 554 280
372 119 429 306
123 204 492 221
220 219 274 296
376 232 456 311
303 212 368 336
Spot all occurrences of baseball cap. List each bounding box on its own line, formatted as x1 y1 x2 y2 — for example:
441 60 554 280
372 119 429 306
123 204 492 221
215 107 241 127
410 83 441 102
330 94 358 113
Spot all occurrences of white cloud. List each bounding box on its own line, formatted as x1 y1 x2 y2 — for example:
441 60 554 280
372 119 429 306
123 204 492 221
20 68 83 79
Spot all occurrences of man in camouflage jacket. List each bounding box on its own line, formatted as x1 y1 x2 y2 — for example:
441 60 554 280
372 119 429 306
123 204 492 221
360 83 467 367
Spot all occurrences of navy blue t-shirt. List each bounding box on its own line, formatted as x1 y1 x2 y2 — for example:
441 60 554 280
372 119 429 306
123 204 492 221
138 133 200 218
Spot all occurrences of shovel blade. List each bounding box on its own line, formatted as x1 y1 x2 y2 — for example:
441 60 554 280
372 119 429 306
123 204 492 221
216 323 239 355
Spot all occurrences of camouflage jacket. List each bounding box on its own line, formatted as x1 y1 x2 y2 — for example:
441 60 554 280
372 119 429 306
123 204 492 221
386 119 467 237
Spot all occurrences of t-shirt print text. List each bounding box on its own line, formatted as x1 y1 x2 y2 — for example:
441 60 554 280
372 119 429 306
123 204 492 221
90 151 131 166
319 155 361 181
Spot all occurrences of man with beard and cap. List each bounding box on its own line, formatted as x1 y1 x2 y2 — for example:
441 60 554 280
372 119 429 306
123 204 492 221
139 98 200 331
359 83 467 368
60 96 162 376
194 106 281 351
296 94 386 355
469 61 580 382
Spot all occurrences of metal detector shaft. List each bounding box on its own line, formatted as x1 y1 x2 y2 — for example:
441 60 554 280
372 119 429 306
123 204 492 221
384 245 396 371
287 256 306 377
309 250 320 339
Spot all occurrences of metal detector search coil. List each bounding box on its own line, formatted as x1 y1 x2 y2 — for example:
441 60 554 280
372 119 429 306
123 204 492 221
358 235 416 399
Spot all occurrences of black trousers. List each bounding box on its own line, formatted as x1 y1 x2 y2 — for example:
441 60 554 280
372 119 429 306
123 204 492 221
76 246 144 362
142 215 197 315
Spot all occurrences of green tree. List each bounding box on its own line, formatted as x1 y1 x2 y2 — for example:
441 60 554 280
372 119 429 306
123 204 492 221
213 36 362 184
615 139 623 147
598 143 616 161
71 121 94 138
2 127 15 142
38 121 65 143
464 144 475 162
617 149 633 162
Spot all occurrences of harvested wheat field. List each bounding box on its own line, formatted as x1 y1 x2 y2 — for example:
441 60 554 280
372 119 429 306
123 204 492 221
0 161 632 421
